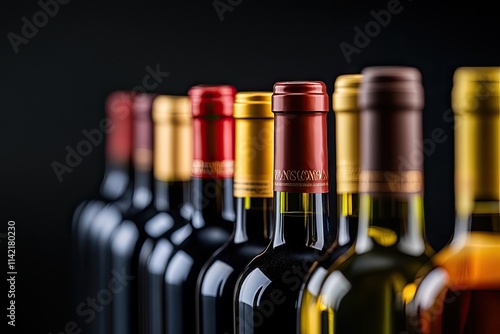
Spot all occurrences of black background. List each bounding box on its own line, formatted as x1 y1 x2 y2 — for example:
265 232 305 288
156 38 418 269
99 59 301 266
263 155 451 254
1 0 499 332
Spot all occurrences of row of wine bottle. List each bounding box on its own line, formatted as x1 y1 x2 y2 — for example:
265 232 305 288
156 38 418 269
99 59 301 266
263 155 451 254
71 66 500 334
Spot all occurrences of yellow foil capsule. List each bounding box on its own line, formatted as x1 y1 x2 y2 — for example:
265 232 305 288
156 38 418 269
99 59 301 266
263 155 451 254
233 92 274 198
453 67 500 215
152 95 192 182
333 74 362 194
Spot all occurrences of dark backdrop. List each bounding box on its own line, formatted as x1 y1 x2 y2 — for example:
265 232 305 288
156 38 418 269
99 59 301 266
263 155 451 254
1 0 499 332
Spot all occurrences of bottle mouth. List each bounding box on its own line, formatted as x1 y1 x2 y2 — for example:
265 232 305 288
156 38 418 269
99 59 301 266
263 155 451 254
359 66 424 110
132 93 157 119
188 85 237 117
452 67 500 114
233 92 273 119
152 95 191 123
333 74 362 113
272 81 329 113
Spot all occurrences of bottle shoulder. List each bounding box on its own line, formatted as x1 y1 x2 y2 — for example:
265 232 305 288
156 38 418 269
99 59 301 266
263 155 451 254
165 225 232 275
323 245 434 284
236 245 321 295
421 232 500 290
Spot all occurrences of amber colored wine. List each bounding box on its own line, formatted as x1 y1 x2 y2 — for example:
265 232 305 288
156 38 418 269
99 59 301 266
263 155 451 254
234 81 334 333
407 67 500 334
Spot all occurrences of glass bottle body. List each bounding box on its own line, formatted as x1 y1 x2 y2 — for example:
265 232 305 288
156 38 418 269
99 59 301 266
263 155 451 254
235 192 332 333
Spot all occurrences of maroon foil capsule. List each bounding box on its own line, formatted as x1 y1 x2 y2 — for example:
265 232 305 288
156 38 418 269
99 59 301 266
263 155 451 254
272 81 329 193
105 91 134 164
132 93 156 172
188 85 236 178
358 66 424 194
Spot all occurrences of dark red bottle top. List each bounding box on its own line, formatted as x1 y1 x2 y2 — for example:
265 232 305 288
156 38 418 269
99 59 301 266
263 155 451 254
189 85 236 117
132 93 156 172
272 81 329 193
105 91 134 164
273 81 329 112
189 85 236 178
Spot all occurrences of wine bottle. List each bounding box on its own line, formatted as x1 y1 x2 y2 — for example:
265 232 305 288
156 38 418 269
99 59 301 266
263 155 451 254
71 91 134 334
196 92 274 334
298 74 361 333
164 85 236 334
84 93 157 334
140 95 193 334
109 94 192 334
315 67 434 334
407 67 500 333
234 81 334 333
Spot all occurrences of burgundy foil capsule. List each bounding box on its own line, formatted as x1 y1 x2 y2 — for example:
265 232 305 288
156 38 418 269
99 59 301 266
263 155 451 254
188 85 236 178
272 81 329 193
358 66 424 194
132 93 156 172
105 91 134 164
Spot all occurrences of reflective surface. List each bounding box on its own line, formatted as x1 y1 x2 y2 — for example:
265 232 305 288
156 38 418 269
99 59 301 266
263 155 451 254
71 162 133 334
235 192 332 333
197 197 273 334
316 195 434 334
299 193 359 334
164 178 234 334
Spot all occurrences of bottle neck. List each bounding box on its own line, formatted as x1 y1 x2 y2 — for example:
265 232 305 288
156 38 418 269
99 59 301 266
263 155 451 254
272 192 330 250
355 193 427 256
99 160 133 200
454 201 500 239
336 193 359 247
191 177 235 228
454 111 500 237
131 169 153 210
154 180 191 214
234 197 273 244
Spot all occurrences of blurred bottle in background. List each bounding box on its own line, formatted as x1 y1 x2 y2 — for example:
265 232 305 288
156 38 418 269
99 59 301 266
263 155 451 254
71 91 134 334
85 93 158 334
139 95 193 334
109 93 160 334
164 85 236 334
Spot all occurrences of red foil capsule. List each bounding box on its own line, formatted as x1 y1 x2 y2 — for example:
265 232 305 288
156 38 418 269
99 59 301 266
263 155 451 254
272 81 329 193
105 91 134 164
189 85 236 178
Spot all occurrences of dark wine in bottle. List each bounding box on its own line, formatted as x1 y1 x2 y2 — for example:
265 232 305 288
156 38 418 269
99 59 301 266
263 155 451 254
71 91 134 334
135 95 193 334
196 92 274 334
234 82 334 333
85 93 158 334
164 85 236 334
